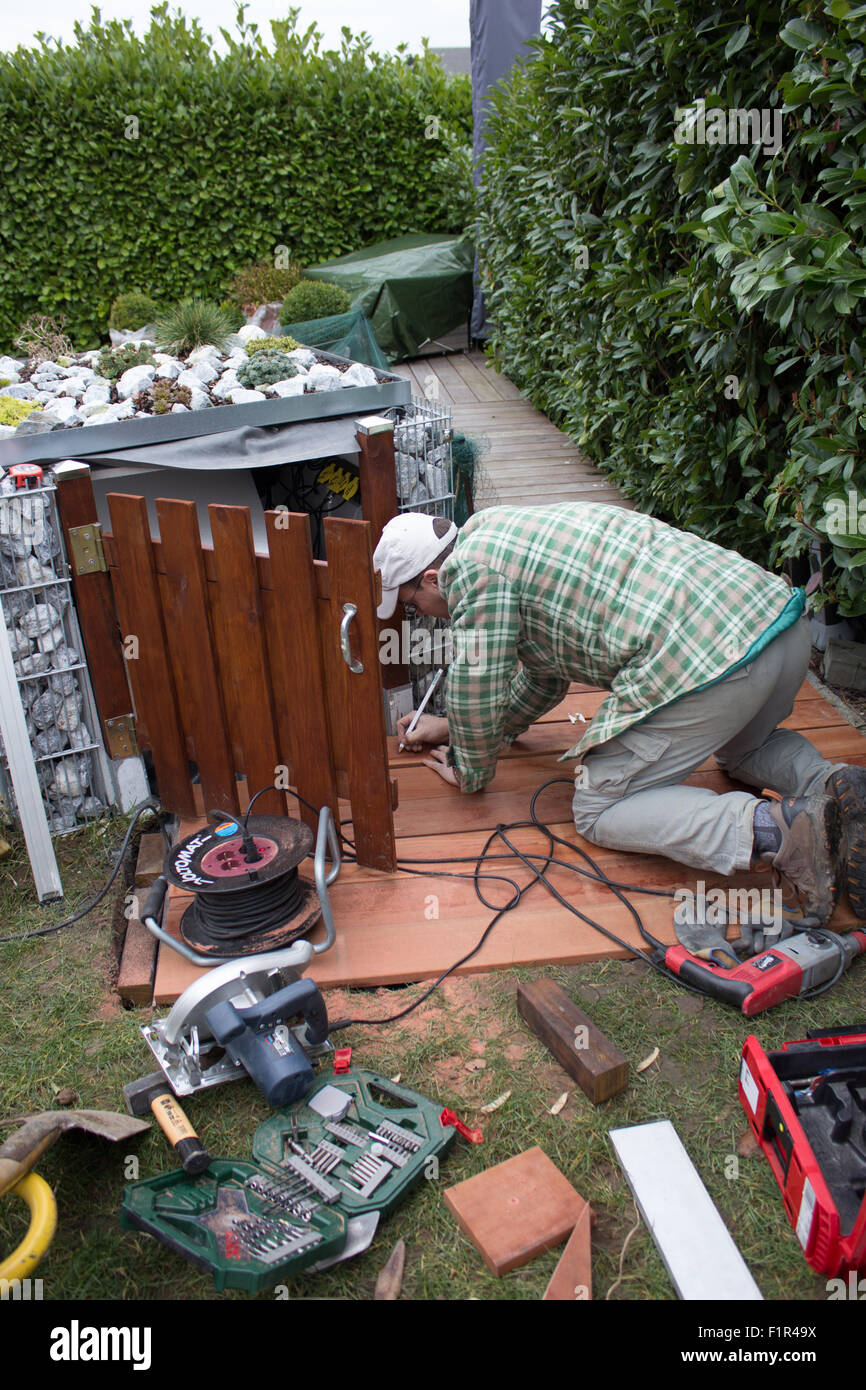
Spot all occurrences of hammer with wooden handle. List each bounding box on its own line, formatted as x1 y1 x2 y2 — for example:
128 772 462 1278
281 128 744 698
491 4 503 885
123 1073 212 1174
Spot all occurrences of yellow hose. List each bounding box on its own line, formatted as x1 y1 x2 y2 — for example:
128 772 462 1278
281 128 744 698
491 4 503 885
0 1172 57 1280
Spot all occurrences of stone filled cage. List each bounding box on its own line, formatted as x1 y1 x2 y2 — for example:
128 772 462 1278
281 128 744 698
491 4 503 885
0 478 111 836
385 394 456 719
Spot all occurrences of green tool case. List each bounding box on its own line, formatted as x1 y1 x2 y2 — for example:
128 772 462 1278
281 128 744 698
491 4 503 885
120 1069 455 1292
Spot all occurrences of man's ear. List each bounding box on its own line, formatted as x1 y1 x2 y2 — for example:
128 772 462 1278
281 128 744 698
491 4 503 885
422 568 439 586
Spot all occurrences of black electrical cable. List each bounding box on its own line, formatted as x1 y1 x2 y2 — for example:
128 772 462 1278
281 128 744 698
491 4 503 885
327 777 709 1032
0 798 168 944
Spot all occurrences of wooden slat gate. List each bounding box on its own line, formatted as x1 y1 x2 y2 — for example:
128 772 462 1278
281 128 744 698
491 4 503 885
55 465 397 872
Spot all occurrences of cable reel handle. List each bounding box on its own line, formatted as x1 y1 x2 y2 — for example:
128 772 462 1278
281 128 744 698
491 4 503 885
141 875 168 925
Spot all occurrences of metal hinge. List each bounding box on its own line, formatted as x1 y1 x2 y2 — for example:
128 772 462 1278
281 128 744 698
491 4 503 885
105 715 139 759
68 523 107 576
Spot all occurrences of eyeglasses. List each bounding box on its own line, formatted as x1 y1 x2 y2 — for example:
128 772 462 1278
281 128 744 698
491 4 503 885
401 575 422 612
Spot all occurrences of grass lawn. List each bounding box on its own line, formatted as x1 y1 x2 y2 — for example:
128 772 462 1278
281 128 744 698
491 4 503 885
1 810 862 1304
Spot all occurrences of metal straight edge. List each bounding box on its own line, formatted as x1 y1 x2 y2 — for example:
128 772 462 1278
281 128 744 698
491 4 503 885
0 617 62 901
609 1119 763 1301
0 352 411 468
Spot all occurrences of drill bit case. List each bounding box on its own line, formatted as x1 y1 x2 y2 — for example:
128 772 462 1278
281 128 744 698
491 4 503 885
120 1069 455 1291
253 1069 456 1218
120 1159 347 1293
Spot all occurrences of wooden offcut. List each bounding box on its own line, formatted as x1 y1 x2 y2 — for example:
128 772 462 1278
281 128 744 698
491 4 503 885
117 832 165 1005
134 832 165 887
443 1146 585 1276
516 977 629 1104
543 1204 593 1301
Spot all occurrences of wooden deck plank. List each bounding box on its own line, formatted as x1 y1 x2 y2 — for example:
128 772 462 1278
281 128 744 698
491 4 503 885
149 681 866 1001
448 353 502 402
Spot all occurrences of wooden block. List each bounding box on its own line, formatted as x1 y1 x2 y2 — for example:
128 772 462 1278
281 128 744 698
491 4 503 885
116 917 158 1006
543 1204 592 1300
443 1146 585 1275
517 977 628 1104
135 832 166 887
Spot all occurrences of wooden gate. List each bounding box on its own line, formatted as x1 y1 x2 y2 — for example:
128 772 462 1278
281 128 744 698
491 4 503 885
55 464 397 871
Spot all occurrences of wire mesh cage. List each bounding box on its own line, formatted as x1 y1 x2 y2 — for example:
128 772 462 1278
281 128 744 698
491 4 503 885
0 478 112 836
383 395 457 718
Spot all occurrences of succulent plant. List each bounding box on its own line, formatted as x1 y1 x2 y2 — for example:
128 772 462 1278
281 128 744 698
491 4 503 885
97 342 156 383
0 398 42 427
245 334 300 356
236 351 300 390
224 259 302 310
153 297 238 356
109 290 162 331
279 279 351 326
133 381 193 414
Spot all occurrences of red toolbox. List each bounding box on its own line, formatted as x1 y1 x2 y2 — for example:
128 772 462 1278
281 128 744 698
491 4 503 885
739 1026 866 1276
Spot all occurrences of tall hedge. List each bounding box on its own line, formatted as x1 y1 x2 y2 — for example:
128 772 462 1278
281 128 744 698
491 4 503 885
478 0 866 615
0 6 472 351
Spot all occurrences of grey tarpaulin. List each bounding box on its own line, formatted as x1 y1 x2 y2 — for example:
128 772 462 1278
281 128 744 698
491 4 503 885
470 0 543 339
78 414 362 472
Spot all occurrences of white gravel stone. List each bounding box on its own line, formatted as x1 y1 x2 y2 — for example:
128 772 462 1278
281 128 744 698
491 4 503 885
227 388 267 404
306 364 343 392
287 348 317 369
187 388 211 410
153 360 182 381
269 377 307 398
170 403 190 413
340 362 377 388
211 370 241 400
80 401 111 419
82 382 111 406
237 325 268 343
0 383 39 400
187 345 223 365
46 398 83 425
0 355 23 379
117 364 157 398
187 359 220 383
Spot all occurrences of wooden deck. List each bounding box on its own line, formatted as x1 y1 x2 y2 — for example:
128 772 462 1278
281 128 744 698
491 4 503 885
151 679 866 1003
143 347 866 1005
390 347 627 510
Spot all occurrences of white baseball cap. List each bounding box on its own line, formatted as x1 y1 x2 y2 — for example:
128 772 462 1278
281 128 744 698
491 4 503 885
373 512 458 619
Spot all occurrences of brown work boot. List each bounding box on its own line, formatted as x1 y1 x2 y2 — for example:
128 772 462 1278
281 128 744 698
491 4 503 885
826 764 866 919
752 794 843 929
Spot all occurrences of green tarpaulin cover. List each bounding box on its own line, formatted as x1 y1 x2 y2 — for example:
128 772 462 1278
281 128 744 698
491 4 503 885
304 233 474 362
278 308 390 371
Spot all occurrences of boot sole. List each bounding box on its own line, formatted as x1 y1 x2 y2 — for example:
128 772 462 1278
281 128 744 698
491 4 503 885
827 766 866 919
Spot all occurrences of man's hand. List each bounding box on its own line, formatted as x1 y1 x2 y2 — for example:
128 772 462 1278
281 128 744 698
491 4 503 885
422 744 458 785
397 712 450 752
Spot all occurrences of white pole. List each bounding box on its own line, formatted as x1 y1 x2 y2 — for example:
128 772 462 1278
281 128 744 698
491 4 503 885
0 616 63 901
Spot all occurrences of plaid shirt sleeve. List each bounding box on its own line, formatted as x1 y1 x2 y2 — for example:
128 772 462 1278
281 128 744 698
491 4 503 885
443 558 517 793
501 666 571 743
442 559 569 793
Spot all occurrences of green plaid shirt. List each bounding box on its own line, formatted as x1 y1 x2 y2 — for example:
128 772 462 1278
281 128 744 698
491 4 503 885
437 503 797 794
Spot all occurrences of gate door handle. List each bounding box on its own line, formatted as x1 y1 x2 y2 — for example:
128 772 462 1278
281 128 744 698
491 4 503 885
340 603 364 673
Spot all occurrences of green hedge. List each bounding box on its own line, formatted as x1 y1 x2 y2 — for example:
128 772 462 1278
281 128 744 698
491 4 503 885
478 0 866 615
0 7 472 352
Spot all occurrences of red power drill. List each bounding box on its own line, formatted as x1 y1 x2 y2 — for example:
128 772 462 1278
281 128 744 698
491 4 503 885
662 928 866 1015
